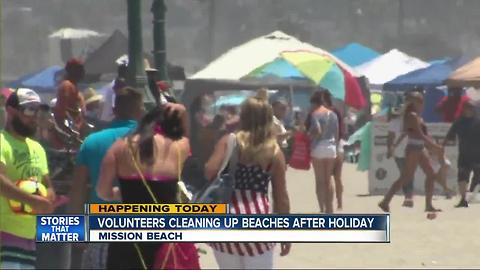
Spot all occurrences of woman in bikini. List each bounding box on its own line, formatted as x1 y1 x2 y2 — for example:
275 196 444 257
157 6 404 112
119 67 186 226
379 91 443 212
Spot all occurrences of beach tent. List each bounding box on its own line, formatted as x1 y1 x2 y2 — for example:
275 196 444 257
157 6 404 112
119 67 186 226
7 65 64 93
383 57 471 123
422 88 445 123
84 30 128 77
355 49 429 89
428 58 449 65
446 57 480 87
332 42 381 67
383 56 471 91
84 30 185 81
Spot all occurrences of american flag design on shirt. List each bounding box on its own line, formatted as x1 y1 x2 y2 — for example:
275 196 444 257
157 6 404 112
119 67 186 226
209 163 275 256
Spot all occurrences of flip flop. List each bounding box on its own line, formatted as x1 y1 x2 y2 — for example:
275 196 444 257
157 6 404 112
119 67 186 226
378 202 390 213
425 207 442 212
402 199 414 208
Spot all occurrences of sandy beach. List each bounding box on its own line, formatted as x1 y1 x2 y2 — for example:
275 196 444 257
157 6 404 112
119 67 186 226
198 164 480 269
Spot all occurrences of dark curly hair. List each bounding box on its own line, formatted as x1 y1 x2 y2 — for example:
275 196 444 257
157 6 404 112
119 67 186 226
131 105 184 165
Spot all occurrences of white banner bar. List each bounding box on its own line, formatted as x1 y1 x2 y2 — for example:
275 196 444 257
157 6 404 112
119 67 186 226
89 230 388 243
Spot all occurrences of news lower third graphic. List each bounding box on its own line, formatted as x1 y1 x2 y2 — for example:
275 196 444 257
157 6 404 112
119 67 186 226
36 204 390 243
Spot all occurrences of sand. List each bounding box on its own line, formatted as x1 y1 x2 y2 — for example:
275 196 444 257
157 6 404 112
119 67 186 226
198 164 480 269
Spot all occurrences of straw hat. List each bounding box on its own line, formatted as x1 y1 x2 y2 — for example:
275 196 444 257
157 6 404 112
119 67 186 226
83 88 103 105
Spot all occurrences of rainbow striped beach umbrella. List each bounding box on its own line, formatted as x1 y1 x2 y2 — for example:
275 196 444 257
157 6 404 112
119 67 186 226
247 50 366 109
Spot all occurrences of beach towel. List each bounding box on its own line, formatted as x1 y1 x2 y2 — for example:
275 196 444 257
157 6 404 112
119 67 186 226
347 121 372 171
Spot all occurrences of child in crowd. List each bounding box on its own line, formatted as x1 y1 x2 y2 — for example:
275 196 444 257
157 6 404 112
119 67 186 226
427 146 454 199
293 110 306 132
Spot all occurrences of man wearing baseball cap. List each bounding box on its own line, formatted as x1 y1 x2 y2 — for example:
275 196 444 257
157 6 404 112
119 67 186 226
0 88 55 269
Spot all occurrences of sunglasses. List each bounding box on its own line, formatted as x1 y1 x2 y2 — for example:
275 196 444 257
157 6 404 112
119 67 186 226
19 104 40 117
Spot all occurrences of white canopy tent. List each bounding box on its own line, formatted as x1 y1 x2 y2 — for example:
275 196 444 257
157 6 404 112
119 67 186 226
49 28 105 39
354 49 429 90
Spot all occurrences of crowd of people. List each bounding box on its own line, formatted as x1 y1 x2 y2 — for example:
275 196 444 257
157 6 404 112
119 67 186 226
1 55 479 269
0 54 350 268
0 58 295 269
192 88 347 217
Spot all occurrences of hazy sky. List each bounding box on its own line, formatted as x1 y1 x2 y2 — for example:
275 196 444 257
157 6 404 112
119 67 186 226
2 0 480 81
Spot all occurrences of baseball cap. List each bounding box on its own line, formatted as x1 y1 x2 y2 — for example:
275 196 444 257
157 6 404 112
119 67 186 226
6 88 41 108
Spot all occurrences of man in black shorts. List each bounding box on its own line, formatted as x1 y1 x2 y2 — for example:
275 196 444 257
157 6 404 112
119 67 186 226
443 100 480 208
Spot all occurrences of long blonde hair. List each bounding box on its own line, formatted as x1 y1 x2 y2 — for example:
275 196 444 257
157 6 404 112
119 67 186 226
401 91 424 130
236 90 278 166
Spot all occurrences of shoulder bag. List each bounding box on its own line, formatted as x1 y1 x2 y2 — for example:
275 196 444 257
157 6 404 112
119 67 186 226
191 133 238 204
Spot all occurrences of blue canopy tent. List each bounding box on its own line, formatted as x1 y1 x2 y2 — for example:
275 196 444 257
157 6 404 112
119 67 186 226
428 58 449 65
7 73 37 89
332 43 381 67
7 65 64 93
383 57 470 91
383 56 471 122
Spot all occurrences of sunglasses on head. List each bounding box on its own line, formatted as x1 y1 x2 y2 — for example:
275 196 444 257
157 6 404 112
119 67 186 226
19 104 40 117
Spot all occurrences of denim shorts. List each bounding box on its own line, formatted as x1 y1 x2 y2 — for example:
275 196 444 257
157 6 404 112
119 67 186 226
311 142 337 159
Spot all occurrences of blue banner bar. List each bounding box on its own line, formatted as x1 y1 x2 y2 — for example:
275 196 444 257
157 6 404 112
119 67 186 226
36 215 86 242
88 214 389 230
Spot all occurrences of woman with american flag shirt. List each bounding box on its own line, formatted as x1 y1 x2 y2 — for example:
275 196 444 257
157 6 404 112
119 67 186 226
205 92 291 269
